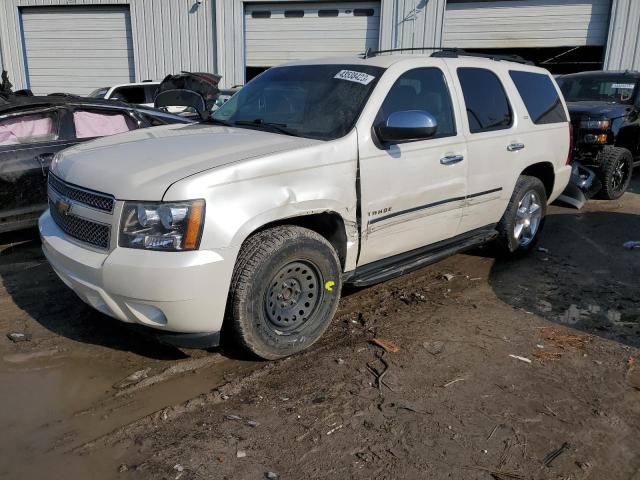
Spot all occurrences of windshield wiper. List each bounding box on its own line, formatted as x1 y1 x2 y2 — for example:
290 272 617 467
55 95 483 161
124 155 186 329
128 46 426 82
233 119 298 137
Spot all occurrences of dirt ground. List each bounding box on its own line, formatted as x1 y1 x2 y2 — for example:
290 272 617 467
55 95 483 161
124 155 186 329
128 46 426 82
1 178 640 480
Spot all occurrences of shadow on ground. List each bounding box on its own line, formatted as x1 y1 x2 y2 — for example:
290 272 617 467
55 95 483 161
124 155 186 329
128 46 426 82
0 229 189 360
488 207 640 348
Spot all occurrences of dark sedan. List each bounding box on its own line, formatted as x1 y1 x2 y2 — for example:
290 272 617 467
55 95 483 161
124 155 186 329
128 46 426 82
0 95 192 233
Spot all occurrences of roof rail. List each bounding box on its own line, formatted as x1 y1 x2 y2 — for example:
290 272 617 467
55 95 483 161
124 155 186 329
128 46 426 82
362 47 533 65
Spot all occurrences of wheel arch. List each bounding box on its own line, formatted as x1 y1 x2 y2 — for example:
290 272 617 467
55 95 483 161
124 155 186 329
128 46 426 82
520 162 555 199
230 207 354 271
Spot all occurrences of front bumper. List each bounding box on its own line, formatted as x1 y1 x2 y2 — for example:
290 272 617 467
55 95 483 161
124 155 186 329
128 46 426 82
39 210 238 345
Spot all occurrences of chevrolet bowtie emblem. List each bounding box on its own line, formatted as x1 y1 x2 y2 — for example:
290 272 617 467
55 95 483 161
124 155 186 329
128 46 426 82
56 197 72 216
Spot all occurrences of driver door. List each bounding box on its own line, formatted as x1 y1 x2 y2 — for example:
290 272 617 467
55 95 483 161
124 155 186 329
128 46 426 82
357 67 468 266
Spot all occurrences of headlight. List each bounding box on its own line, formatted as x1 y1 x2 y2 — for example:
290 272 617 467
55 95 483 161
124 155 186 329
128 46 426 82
119 200 205 251
580 119 610 129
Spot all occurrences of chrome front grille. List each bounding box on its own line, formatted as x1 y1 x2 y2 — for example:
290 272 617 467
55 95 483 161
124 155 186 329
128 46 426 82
48 173 115 213
49 198 111 249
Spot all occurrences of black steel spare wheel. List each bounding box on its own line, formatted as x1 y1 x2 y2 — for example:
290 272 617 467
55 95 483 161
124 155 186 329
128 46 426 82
266 261 322 331
226 225 342 360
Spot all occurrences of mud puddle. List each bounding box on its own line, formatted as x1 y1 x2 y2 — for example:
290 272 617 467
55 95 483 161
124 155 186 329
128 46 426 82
0 346 259 479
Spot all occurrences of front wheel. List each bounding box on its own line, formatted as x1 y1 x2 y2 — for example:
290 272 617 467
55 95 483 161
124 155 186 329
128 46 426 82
226 226 342 360
597 146 633 200
496 175 547 255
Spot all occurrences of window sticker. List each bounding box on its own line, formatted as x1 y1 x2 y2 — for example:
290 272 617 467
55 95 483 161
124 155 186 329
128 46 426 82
611 83 635 89
334 70 375 85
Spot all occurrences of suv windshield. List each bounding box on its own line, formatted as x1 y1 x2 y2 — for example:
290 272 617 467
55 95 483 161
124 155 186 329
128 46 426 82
558 75 638 104
212 64 384 140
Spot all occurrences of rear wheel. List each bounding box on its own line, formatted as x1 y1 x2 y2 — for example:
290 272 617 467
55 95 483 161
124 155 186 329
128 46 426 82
496 175 547 254
226 226 342 360
597 146 633 200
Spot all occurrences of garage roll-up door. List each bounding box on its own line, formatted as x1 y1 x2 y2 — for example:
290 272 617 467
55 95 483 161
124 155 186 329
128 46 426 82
443 0 612 48
245 2 380 67
21 6 135 96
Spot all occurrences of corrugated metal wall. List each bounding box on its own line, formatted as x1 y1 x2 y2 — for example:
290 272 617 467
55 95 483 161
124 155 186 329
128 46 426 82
379 0 446 52
0 0 216 91
604 0 640 70
443 0 611 49
216 0 447 87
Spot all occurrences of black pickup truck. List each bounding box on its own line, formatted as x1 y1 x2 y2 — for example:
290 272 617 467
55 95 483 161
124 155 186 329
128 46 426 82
557 70 640 200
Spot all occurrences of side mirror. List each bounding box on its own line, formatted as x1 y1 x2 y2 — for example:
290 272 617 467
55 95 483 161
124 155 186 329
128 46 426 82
376 110 438 143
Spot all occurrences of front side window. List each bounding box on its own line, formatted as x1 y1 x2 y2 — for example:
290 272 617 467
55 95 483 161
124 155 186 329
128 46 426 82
0 112 58 146
458 67 513 133
375 67 456 139
212 64 383 140
72 110 137 139
558 74 637 104
509 71 567 125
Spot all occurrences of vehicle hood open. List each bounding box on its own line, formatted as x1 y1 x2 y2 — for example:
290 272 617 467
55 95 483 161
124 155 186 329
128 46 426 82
52 123 320 200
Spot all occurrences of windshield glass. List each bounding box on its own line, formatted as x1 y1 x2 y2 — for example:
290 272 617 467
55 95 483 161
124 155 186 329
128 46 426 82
558 75 637 104
89 87 109 98
212 64 384 140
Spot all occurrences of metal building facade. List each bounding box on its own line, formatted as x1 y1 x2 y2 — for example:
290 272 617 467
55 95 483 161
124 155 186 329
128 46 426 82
1 0 639 93
0 0 216 92
604 0 640 70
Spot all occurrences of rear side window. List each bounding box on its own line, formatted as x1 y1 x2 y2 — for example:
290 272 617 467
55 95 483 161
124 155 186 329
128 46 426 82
457 67 512 133
73 110 137 139
509 71 567 124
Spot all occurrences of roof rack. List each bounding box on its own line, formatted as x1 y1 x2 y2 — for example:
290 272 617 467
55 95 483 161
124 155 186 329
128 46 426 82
362 47 533 65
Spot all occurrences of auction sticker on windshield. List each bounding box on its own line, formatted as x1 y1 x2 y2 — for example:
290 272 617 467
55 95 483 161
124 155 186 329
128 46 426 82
612 83 635 90
334 70 375 85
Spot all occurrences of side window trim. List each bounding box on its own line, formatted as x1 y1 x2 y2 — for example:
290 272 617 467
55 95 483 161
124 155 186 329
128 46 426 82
456 67 514 134
373 66 458 144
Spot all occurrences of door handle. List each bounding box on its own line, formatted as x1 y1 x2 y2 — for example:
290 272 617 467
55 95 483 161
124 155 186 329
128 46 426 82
440 154 464 165
507 143 525 152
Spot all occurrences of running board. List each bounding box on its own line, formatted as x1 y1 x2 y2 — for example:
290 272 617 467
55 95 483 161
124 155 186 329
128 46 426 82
346 226 498 287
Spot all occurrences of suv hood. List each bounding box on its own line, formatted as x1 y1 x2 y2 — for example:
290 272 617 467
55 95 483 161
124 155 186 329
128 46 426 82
53 123 320 200
566 101 631 120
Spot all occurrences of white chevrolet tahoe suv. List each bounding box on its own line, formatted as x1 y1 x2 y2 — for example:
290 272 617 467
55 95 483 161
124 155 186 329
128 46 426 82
39 50 571 359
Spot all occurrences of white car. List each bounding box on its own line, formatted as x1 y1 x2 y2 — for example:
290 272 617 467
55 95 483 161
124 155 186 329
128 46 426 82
89 81 160 107
40 50 571 359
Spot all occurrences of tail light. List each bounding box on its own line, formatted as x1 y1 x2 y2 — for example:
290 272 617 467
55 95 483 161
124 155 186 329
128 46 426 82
566 124 574 165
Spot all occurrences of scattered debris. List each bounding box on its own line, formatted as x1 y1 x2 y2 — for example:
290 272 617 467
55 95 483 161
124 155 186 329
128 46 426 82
173 464 184 472
537 246 550 253
543 442 570 467
113 368 151 390
247 420 260 428
118 464 128 473
336 358 345 365
224 414 242 421
623 241 640 250
540 327 590 350
440 273 455 281
533 351 562 363
265 471 279 479
6 332 31 343
236 450 246 458
487 424 500 441
423 340 445 355
371 338 400 353
626 356 640 390
443 377 466 388
509 354 532 364
326 424 343 435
